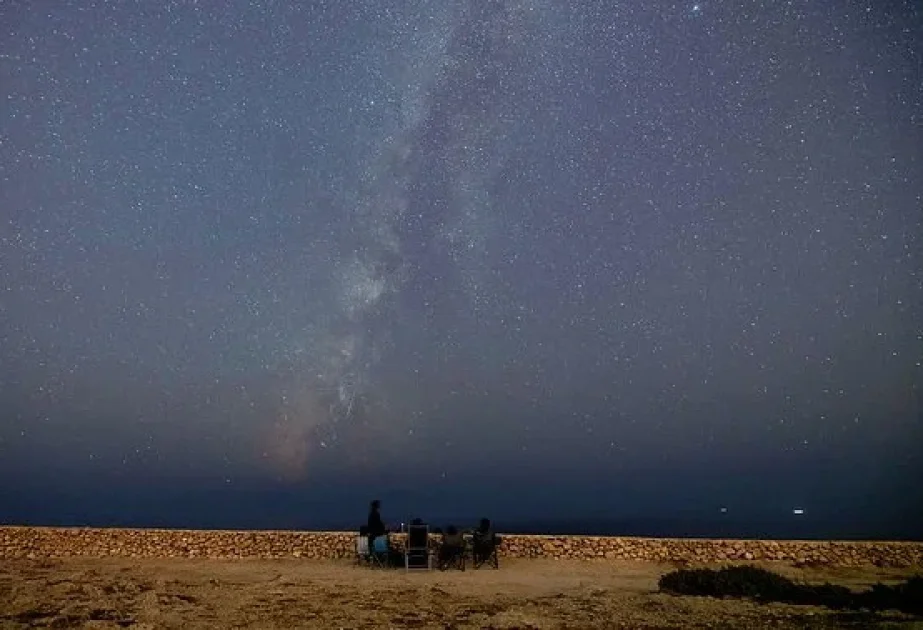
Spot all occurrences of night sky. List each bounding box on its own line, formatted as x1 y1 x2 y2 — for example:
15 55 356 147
2 1 921 537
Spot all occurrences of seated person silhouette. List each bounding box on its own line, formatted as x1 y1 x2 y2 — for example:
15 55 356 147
438 525 466 570
472 517 498 567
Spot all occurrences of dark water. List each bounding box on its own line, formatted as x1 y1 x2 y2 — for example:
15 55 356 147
3 477 920 541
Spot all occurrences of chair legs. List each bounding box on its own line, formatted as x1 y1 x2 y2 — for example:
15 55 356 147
473 545 499 569
405 549 432 571
361 538 497 570
438 547 466 571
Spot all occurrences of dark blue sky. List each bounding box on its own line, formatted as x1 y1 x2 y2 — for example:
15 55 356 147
1 1 921 537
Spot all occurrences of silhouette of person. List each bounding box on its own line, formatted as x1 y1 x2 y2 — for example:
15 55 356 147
472 517 495 564
439 524 466 569
367 499 387 549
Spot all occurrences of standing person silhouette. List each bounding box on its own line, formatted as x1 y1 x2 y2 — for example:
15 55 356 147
367 499 387 552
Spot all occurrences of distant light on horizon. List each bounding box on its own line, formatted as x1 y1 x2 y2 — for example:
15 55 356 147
793 508 805 516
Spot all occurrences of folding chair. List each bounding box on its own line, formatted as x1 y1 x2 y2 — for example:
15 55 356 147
438 543 466 571
473 533 500 569
437 528 466 571
371 535 390 568
356 529 371 566
405 522 433 571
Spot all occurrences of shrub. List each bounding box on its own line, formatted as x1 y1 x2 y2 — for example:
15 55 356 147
658 566 922 616
858 576 923 615
658 565 799 602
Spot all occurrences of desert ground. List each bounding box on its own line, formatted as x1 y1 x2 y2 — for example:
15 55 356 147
1 556 920 629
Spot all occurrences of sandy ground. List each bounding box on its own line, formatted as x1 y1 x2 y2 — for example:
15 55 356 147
1 556 921 629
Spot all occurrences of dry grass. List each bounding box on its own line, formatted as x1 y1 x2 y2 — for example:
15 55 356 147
1 556 921 629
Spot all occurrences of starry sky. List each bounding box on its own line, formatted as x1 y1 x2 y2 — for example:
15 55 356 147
1 1 921 536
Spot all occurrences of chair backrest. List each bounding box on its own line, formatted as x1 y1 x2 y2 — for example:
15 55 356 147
444 531 465 547
372 536 389 554
407 523 429 550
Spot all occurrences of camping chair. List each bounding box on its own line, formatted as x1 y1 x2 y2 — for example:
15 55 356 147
356 526 371 566
438 541 466 571
472 532 500 569
437 527 466 571
370 535 390 568
405 521 433 571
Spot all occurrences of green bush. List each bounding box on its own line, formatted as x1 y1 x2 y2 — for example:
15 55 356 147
658 566 922 616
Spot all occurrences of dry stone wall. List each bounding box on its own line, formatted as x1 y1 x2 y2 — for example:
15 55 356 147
1 527 920 568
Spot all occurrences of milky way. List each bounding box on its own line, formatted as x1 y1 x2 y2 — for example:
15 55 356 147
270 2 564 472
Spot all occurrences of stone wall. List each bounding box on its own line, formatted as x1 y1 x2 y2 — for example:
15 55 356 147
1 527 921 568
